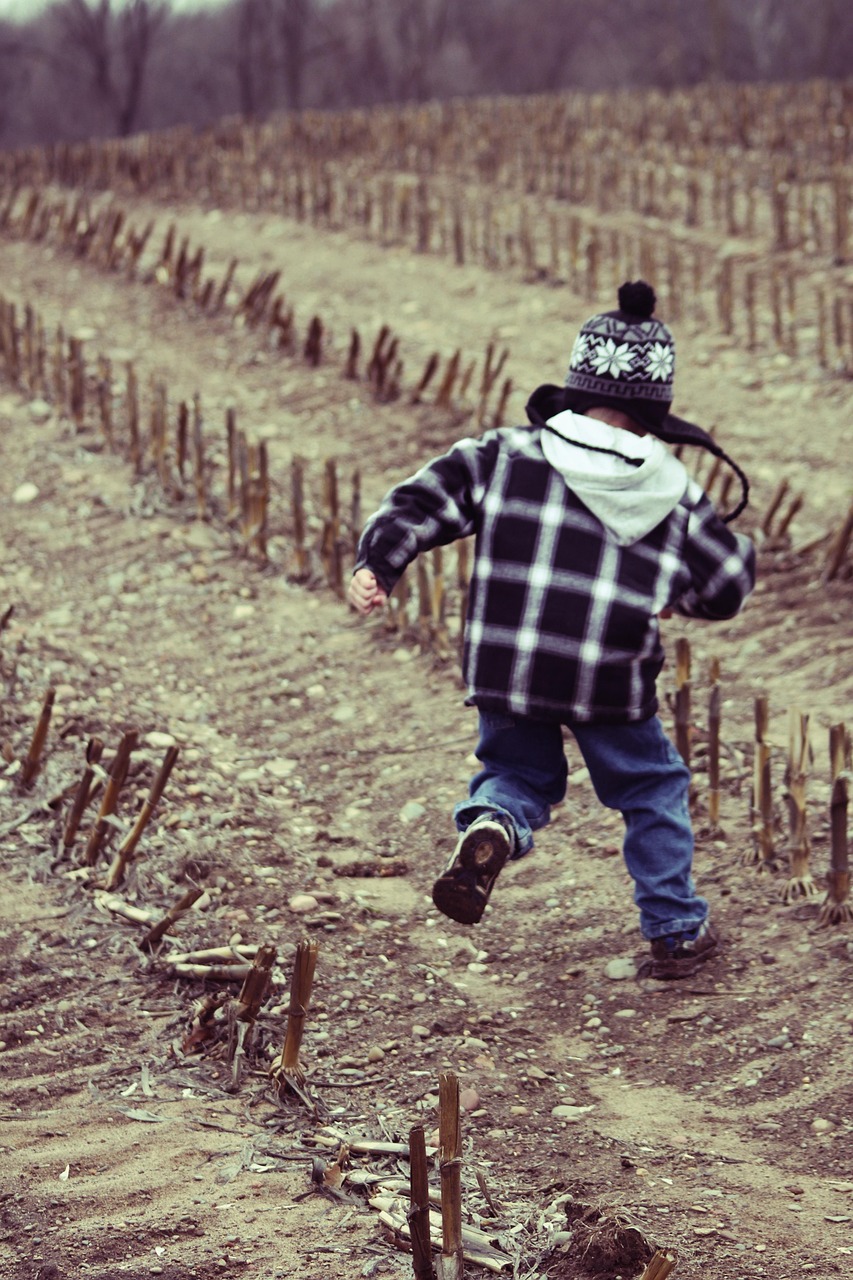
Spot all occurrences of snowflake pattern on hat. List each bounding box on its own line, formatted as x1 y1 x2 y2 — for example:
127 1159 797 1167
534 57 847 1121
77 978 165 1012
569 332 590 366
590 338 634 378
646 341 675 381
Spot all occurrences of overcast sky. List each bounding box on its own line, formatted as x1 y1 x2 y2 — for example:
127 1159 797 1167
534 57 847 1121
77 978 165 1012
0 0 229 18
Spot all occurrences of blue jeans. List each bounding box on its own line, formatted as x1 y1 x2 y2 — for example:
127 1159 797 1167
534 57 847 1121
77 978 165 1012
454 710 708 940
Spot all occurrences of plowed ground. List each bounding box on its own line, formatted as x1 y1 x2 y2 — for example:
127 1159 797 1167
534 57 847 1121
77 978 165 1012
1 193 852 1280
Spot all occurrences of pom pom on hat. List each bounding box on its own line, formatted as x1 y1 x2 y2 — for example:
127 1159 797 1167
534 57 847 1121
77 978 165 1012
617 280 656 318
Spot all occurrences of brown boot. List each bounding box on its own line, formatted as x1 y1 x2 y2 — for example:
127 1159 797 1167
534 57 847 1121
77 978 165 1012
431 815 514 925
641 920 719 981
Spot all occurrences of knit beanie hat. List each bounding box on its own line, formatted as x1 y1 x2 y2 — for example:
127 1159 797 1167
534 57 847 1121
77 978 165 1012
564 280 674 434
557 280 751 522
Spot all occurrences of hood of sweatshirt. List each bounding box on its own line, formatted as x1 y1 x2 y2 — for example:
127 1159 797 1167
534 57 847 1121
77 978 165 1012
524 379 750 527
537 408 689 546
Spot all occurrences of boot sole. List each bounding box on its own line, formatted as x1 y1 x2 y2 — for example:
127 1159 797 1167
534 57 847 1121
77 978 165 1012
431 824 511 925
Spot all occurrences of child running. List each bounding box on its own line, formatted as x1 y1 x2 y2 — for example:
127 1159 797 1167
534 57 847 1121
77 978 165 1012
348 282 755 979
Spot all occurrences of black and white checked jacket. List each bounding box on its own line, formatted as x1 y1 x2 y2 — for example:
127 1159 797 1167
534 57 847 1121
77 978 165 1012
356 414 755 724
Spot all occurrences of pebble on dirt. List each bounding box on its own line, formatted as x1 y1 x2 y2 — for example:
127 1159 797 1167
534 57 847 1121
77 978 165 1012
288 893 319 913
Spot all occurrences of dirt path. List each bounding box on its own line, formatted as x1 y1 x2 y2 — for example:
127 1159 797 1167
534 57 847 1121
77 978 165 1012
1 204 852 1280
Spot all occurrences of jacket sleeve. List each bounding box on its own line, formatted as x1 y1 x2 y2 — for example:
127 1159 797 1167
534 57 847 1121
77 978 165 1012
355 435 499 593
671 489 756 620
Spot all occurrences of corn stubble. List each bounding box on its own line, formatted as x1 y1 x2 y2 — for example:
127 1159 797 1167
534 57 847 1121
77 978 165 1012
18 686 56 791
781 710 818 903
104 743 179 888
227 943 277 1092
745 695 775 869
818 723 852 926
436 1072 463 1280
270 938 319 1109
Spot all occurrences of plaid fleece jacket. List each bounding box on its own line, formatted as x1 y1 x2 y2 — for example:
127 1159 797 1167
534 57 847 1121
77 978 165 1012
356 426 755 724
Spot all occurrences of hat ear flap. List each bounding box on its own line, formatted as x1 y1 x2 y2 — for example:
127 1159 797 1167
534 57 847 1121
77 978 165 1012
654 413 715 452
659 415 751 523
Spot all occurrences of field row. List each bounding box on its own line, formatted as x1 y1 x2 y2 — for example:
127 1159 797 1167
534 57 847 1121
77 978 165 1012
3 82 850 257
4 186 853 409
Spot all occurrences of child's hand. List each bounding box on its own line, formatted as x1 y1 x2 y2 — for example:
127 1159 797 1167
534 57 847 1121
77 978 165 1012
348 568 388 616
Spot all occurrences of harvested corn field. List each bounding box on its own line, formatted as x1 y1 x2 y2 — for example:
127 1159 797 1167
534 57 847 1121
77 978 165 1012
0 86 852 1280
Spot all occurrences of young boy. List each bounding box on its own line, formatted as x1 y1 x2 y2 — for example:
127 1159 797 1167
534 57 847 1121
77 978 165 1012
348 282 755 980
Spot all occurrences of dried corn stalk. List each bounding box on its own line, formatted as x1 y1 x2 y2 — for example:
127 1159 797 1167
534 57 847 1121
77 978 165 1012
824 500 853 582
226 406 238 518
344 327 360 380
290 456 309 579
93 890 158 925
167 944 258 965
409 1125 436 1280
126 361 141 473
476 342 509 428
640 1250 679 1279
68 336 85 431
171 962 254 981
707 658 721 829
61 736 104 857
456 540 470 665
192 394 207 519
304 315 323 365
227 944 277 1092
745 696 775 868
321 458 342 592
491 377 513 428
369 1191 510 1274
53 324 66 409
141 886 205 951
437 1072 463 1280
431 548 450 660
818 723 852 925
232 944 276 1022
270 938 319 1107
385 565 409 634
435 350 460 408
760 478 790 537
97 356 113 449
176 400 189 485
350 467 362 553
782 710 818 902
104 744 179 888
412 352 439 404
83 729 137 867
255 441 269 563
416 557 432 649
18 687 56 790
773 492 803 542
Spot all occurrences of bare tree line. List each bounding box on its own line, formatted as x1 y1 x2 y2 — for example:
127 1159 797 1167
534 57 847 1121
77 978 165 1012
0 0 851 148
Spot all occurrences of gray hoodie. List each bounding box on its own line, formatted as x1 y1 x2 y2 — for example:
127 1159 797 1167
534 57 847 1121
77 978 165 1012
541 410 690 547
